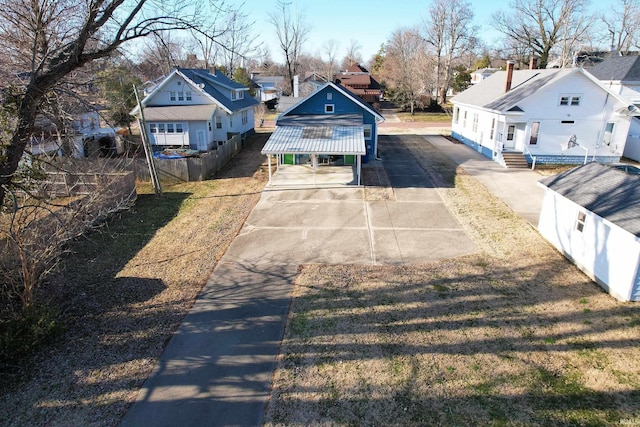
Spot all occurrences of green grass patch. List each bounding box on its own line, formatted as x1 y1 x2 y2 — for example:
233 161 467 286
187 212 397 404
396 112 451 122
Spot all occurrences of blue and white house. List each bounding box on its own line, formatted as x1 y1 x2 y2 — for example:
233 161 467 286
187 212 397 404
538 162 640 301
131 68 258 151
451 63 638 167
261 81 384 185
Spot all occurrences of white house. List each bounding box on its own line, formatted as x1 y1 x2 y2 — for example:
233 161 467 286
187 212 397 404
589 55 640 162
451 62 639 168
538 162 640 301
470 68 499 85
131 68 258 151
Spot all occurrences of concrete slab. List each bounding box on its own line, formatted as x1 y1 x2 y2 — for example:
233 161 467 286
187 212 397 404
372 229 477 265
226 228 373 265
261 187 364 202
246 200 365 229
393 187 442 202
367 201 463 229
267 165 357 187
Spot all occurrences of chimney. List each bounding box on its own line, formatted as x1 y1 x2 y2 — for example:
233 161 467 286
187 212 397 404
529 56 538 70
505 61 514 93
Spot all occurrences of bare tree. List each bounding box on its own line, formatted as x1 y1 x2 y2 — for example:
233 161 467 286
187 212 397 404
216 4 259 76
321 39 340 81
0 0 218 206
493 0 592 69
600 0 640 54
424 0 476 104
268 0 310 94
379 27 431 114
342 39 363 69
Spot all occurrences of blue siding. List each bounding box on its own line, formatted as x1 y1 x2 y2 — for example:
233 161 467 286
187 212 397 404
286 86 377 161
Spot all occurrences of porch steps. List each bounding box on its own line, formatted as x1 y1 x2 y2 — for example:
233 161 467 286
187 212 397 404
502 152 530 169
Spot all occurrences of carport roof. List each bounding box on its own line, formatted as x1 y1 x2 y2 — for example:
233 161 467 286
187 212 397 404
261 124 366 155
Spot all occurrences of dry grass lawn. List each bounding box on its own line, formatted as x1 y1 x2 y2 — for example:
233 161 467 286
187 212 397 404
0 132 272 427
264 136 640 426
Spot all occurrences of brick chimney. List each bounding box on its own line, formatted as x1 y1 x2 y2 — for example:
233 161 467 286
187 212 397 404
505 61 515 93
529 56 538 70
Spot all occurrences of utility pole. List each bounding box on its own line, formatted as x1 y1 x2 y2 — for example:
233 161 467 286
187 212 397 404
133 85 162 195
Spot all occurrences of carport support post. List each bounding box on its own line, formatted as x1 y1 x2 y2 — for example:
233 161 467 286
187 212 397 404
357 155 361 186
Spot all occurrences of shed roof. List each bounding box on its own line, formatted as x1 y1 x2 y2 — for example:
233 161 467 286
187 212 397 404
143 105 216 121
539 162 640 237
261 124 365 155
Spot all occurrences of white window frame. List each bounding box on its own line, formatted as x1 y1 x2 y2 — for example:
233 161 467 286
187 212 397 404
149 122 185 134
576 211 586 232
241 110 248 125
325 104 335 113
178 91 184 101
462 111 467 128
327 92 333 100
454 107 460 124
170 91 176 101
231 91 237 100
215 116 222 129
472 113 479 132
559 94 581 106
186 91 192 101
506 125 515 141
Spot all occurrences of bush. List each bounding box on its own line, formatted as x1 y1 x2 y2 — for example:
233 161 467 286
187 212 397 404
0 304 64 369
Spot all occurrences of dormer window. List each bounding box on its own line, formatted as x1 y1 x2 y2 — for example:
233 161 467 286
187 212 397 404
231 91 237 100
238 91 244 99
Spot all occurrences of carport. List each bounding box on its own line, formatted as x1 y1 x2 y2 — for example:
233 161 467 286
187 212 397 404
261 115 366 186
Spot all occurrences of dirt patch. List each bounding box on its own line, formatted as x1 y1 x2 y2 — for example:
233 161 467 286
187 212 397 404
0 132 272 427
264 135 640 426
362 164 394 201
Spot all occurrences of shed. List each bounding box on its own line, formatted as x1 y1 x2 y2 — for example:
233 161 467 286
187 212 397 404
537 162 640 301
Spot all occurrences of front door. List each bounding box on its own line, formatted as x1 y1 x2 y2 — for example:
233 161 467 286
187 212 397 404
504 124 516 149
197 130 206 151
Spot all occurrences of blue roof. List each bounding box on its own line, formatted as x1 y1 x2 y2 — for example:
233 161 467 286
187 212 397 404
178 68 258 113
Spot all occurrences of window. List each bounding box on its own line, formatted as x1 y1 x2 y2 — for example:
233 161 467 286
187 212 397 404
149 122 184 134
454 107 460 124
463 111 467 127
178 91 184 101
325 104 335 113
576 211 586 232
186 91 192 101
208 121 212 131
559 95 581 106
529 121 540 145
363 125 372 140
490 118 495 140
507 125 515 141
603 122 615 145
231 91 237 100
241 110 248 125
327 92 333 100
472 113 479 132
170 91 176 101
229 115 233 128
238 91 244 99
215 116 222 129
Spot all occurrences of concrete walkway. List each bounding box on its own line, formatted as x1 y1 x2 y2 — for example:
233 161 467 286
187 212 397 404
120 131 546 426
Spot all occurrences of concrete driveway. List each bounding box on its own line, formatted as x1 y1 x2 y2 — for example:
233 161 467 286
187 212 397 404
120 134 477 427
228 140 477 266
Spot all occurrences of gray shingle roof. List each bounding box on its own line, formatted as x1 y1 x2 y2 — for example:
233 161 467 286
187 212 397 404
588 55 640 82
178 68 258 113
143 105 216 121
539 162 640 237
452 68 574 111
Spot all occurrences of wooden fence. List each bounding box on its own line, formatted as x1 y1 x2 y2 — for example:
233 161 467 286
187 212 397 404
134 133 244 182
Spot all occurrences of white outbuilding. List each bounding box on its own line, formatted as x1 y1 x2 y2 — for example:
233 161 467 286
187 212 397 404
537 162 640 301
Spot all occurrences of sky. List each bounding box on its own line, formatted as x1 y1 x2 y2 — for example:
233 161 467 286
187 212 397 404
240 0 617 64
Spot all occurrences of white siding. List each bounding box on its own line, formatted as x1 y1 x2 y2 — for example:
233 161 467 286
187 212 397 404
538 188 640 301
146 75 212 107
